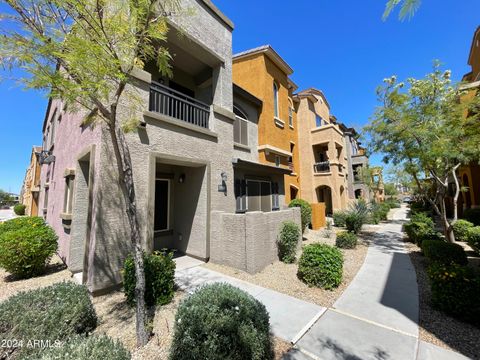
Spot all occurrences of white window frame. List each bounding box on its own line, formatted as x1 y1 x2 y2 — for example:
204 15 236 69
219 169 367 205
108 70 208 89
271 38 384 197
288 99 294 128
63 174 75 215
154 178 171 233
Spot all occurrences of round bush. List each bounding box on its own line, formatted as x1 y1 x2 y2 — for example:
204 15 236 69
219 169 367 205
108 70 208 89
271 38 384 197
335 231 358 249
0 216 45 235
288 199 312 233
0 218 58 278
428 263 480 325
297 244 343 289
13 204 26 216
123 250 176 307
452 220 474 242
0 282 97 359
277 221 301 263
332 211 347 227
345 212 364 234
467 226 480 254
169 283 273 360
24 335 131 360
422 240 468 266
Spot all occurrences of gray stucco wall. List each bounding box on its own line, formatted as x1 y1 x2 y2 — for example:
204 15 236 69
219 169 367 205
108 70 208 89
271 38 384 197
210 207 301 274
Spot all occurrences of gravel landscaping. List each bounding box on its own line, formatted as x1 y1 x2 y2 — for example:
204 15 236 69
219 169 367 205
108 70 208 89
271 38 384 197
204 227 371 308
405 240 480 359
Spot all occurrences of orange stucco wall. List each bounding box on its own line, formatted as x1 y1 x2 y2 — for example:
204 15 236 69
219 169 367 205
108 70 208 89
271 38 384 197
233 54 300 205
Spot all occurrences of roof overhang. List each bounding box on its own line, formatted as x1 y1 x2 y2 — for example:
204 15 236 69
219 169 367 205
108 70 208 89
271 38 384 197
467 26 480 66
232 158 292 175
199 0 234 30
233 83 263 108
258 144 292 158
233 45 294 75
297 88 331 110
460 80 480 91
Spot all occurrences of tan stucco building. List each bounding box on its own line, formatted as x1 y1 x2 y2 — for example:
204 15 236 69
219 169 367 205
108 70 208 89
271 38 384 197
232 46 301 204
294 88 348 215
21 146 42 216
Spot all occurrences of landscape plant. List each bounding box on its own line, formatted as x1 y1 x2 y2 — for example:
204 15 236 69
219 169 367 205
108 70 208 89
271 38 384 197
463 208 480 226
277 221 301 263
335 231 358 249
288 199 312 233
332 211 347 227
0 0 184 345
297 243 343 289
13 204 25 216
0 282 97 359
123 250 176 307
452 219 474 243
467 226 480 254
422 240 468 266
169 283 273 360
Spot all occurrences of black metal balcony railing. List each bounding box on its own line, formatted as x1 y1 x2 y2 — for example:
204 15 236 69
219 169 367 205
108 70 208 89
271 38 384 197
314 161 330 173
149 81 210 129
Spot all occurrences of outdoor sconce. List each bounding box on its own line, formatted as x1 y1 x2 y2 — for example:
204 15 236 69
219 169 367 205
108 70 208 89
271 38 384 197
178 174 186 184
218 172 228 195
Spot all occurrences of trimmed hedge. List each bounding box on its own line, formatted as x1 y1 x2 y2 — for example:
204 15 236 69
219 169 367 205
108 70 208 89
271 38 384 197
467 226 480 254
345 212 364 234
335 231 357 249
0 282 97 359
288 199 312 233
463 208 480 226
24 335 131 360
297 244 343 289
452 220 474 243
428 263 480 325
277 221 301 263
13 204 26 216
123 250 176 307
0 217 58 278
422 240 468 266
170 283 273 360
332 211 347 227
403 212 442 246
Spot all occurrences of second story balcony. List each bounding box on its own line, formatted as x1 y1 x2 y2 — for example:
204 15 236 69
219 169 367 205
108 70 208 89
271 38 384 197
149 82 210 129
314 161 331 173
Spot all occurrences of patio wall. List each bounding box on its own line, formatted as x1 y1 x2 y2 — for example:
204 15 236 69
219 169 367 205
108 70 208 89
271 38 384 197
210 207 301 273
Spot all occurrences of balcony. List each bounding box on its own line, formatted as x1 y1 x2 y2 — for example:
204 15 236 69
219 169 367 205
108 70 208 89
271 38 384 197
149 82 210 129
314 161 331 173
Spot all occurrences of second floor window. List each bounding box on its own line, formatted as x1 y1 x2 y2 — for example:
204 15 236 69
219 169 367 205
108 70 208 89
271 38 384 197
273 82 279 118
315 115 323 127
233 105 248 146
288 103 293 127
63 173 75 215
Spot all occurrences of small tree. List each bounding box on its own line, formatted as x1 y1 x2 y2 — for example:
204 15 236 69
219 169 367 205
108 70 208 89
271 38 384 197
0 0 182 346
365 64 480 242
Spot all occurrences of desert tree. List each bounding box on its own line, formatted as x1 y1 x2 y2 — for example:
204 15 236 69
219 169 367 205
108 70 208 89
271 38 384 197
0 0 181 346
365 63 480 242
383 0 422 20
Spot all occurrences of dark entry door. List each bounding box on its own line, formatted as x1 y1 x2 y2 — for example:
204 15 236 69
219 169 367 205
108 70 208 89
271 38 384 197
154 179 170 232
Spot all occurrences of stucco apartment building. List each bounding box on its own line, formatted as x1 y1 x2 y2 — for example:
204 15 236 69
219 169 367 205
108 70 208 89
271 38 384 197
20 146 42 216
457 25 480 213
232 46 301 204
38 0 300 293
294 88 349 215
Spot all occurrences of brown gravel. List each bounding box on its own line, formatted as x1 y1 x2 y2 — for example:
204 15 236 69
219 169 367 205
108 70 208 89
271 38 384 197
204 227 370 308
405 240 480 359
0 254 72 302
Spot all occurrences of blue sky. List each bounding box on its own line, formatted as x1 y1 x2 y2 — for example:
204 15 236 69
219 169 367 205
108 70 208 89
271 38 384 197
0 0 478 192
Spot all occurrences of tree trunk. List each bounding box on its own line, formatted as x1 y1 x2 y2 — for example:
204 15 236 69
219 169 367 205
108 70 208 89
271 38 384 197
451 165 461 223
108 120 149 347
439 196 455 243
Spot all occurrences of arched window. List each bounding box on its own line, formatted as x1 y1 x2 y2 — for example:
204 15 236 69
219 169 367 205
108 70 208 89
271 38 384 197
273 82 279 118
233 105 248 120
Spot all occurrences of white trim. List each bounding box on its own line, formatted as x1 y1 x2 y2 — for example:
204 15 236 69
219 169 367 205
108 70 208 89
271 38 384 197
274 116 285 128
258 144 292 158
273 82 280 118
154 178 171 232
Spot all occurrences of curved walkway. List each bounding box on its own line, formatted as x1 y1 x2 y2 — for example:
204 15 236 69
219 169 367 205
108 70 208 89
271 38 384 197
286 206 469 360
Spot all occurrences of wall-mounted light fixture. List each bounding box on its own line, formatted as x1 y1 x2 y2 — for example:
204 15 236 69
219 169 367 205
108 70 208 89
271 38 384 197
178 174 186 184
218 172 228 195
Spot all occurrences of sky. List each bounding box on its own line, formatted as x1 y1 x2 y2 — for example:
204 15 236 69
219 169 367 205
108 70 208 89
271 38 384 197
0 0 479 192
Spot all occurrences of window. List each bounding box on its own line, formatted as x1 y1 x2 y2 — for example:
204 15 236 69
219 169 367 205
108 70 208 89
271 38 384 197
233 105 248 146
275 155 281 167
273 82 279 118
272 182 280 210
235 179 247 213
247 180 272 212
43 186 49 217
315 115 323 127
288 99 294 127
63 173 75 214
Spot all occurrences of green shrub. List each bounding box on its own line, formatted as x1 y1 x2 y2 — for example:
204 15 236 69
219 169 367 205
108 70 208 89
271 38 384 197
467 226 480 254
169 283 273 360
123 250 176 307
403 213 440 246
24 335 131 360
0 282 97 359
410 201 433 216
335 231 358 249
452 219 474 242
385 199 401 208
13 204 26 216
422 240 468 266
277 221 301 263
0 218 58 278
332 211 347 227
410 212 435 227
0 216 46 235
463 208 480 226
345 212 364 234
297 244 343 289
288 199 312 233
428 263 480 325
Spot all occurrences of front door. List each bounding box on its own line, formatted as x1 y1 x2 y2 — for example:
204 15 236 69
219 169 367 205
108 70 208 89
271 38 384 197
247 180 272 212
154 179 170 233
